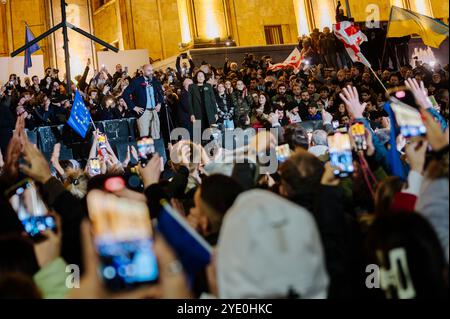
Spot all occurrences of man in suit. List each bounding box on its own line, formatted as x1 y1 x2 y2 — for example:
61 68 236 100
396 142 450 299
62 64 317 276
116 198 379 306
123 64 164 139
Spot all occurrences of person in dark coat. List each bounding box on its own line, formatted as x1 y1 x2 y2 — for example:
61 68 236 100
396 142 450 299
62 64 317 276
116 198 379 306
123 64 165 138
0 90 16 156
178 78 193 132
188 71 218 135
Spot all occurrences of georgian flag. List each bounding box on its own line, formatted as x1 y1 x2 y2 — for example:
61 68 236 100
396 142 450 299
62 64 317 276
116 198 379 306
268 48 304 71
333 21 371 67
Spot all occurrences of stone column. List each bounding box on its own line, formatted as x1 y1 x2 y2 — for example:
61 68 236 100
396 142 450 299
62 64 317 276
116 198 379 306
293 0 312 36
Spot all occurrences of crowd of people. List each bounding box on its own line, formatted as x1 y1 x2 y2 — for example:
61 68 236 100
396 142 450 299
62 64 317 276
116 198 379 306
0 18 449 299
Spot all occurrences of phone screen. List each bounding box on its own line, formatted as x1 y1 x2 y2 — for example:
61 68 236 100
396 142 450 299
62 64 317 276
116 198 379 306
89 158 101 176
87 190 158 291
390 102 426 138
5 179 56 238
328 132 354 177
387 87 426 138
98 133 107 150
137 137 155 166
275 144 291 163
350 122 367 151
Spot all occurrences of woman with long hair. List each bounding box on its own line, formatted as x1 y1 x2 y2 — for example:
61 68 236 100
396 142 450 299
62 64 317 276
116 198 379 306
188 71 218 135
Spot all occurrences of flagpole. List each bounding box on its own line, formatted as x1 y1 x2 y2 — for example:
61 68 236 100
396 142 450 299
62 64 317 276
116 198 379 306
368 66 388 92
381 6 394 70
90 116 97 132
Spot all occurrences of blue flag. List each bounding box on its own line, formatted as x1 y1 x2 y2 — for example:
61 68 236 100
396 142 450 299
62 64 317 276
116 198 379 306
67 91 92 138
24 26 40 75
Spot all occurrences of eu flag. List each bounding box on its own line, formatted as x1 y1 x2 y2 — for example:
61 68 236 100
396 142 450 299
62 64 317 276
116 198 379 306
67 90 92 138
24 26 40 75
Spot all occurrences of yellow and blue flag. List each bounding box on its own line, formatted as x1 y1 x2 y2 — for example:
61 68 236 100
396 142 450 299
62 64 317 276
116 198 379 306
386 6 449 48
67 90 92 138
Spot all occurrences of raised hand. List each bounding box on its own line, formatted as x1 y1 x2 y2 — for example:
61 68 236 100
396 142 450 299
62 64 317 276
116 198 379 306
138 154 162 188
339 85 366 119
321 162 340 186
405 78 431 109
405 140 428 174
421 109 449 151
19 140 52 184
33 214 62 268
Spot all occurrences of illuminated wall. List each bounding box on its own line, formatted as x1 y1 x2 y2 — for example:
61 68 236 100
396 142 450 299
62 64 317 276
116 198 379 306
390 0 407 8
0 0 50 66
348 0 392 22
293 0 311 36
229 0 298 45
191 0 228 40
430 0 449 21
3 0 449 66
409 0 433 16
177 0 192 43
310 0 335 30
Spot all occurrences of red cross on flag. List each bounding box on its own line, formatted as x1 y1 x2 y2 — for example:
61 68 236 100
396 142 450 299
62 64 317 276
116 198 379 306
268 48 304 71
333 21 371 68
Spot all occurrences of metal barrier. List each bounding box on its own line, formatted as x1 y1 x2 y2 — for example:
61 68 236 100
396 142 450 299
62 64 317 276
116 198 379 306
26 118 139 162
24 119 324 163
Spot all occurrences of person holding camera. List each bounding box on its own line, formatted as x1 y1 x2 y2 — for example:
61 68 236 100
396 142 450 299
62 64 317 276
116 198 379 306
176 53 195 81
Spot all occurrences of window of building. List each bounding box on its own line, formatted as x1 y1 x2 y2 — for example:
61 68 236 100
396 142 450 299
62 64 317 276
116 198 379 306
264 25 284 45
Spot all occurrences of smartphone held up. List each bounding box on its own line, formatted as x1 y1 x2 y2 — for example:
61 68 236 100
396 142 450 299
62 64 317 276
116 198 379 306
137 136 155 167
5 179 56 240
328 132 354 178
350 122 367 151
387 87 427 139
87 190 159 291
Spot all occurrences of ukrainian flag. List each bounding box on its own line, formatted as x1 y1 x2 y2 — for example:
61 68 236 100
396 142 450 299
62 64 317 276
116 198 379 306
387 6 449 48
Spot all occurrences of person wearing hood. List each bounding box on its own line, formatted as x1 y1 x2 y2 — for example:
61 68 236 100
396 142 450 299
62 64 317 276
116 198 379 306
215 189 329 298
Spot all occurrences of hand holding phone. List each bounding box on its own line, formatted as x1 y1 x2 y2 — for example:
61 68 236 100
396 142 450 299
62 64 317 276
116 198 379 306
89 158 101 176
97 133 107 155
350 122 367 151
275 144 291 163
137 137 155 167
387 87 426 138
328 132 354 178
5 179 57 240
87 190 158 291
